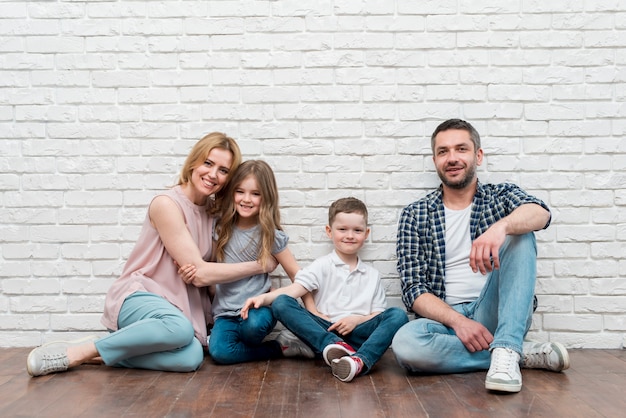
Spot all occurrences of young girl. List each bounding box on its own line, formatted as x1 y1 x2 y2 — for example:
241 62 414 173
181 160 315 364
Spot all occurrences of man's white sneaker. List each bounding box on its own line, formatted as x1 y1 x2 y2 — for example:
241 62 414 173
485 347 522 393
522 341 570 371
276 329 315 358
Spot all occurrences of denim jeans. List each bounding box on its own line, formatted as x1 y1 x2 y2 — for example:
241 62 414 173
208 306 282 364
392 233 537 374
96 292 204 372
271 294 409 373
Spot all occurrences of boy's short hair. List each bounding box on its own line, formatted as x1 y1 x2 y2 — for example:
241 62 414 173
328 197 368 226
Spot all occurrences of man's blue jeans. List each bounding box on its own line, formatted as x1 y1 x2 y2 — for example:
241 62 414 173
272 294 409 373
392 233 537 374
209 306 282 364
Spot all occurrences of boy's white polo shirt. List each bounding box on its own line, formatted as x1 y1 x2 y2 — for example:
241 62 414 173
294 250 387 323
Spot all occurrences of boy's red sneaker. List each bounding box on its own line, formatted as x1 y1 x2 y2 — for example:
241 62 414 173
322 341 356 366
331 356 364 382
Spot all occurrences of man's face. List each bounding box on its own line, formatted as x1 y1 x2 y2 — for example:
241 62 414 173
432 129 483 190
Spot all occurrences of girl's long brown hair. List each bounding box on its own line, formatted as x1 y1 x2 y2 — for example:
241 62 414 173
215 160 282 270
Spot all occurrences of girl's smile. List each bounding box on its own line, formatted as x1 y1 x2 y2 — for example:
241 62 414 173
234 175 262 227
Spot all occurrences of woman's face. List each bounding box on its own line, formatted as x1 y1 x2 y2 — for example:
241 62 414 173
189 147 233 202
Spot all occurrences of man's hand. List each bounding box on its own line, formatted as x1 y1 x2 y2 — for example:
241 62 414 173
470 222 506 274
452 316 494 352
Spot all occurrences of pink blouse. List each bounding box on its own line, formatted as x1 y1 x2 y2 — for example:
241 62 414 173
101 185 214 346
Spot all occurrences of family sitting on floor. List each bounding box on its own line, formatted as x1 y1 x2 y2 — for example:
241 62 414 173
27 119 569 394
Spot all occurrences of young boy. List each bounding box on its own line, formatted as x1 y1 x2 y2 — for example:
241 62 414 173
240 197 408 382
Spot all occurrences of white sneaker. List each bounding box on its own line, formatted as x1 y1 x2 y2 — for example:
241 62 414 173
275 329 315 358
27 335 99 377
485 348 522 392
522 341 570 371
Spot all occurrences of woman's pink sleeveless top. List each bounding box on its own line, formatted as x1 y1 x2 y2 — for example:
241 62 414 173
101 185 214 346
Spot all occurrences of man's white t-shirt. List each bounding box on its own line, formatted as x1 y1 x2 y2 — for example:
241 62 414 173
444 205 487 305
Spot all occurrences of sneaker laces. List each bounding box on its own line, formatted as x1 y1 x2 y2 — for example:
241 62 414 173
40 352 70 374
490 348 518 376
523 344 552 368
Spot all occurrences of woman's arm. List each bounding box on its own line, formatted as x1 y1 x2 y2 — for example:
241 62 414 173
150 195 276 287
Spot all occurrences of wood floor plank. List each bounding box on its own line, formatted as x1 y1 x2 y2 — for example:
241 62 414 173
291 359 342 418
336 375 385 418
166 358 233 417
254 357 305 417
209 359 268 417
0 348 625 418
369 349 428 418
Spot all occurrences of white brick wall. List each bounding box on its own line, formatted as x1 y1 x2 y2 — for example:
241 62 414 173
1 1 624 349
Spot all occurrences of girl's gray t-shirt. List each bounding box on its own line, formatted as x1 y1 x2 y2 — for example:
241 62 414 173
212 224 288 318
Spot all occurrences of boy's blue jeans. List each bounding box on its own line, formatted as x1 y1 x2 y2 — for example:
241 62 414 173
208 306 282 364
392 233 537 374
271 294 409 373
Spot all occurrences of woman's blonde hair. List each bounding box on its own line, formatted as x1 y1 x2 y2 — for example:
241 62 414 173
178 132 242 209
215 160 282 270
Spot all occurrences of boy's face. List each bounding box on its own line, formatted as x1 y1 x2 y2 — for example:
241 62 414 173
325 212 370 258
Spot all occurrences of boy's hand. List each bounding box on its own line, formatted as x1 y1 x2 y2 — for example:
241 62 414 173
240 295 266 320
177 263 197 284
327 315 361 336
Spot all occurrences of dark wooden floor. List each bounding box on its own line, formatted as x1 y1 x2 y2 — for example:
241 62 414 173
1 347 625 418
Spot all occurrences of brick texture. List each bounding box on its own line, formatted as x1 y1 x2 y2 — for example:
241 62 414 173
0 1 624 349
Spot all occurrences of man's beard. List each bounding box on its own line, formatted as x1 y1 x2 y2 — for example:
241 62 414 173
437 162 477 190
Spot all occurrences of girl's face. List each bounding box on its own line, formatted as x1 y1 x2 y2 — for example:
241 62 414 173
234 174 262 225
189 148 233 203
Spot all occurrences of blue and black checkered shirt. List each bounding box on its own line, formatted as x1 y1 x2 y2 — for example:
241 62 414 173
396 181 550 313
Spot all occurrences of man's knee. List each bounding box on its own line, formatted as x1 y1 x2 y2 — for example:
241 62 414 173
502 232 536 254
391 319 441 371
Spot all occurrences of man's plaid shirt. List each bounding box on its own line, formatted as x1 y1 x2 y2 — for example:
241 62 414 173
396 181 551 313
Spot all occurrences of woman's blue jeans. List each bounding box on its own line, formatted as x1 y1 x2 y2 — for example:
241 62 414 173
208 306 282 364
271 294 409 373
95 292 204 372
392 233 537 374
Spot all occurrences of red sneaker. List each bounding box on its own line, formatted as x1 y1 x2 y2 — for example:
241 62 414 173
322 341 356 366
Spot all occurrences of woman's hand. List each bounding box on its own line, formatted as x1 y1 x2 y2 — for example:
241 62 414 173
260 256 279 273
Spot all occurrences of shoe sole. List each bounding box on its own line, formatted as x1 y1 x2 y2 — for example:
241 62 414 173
323 345 356 366
551 342 570 371
27 335 100 376
331 358 355 382
485 379 522 393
